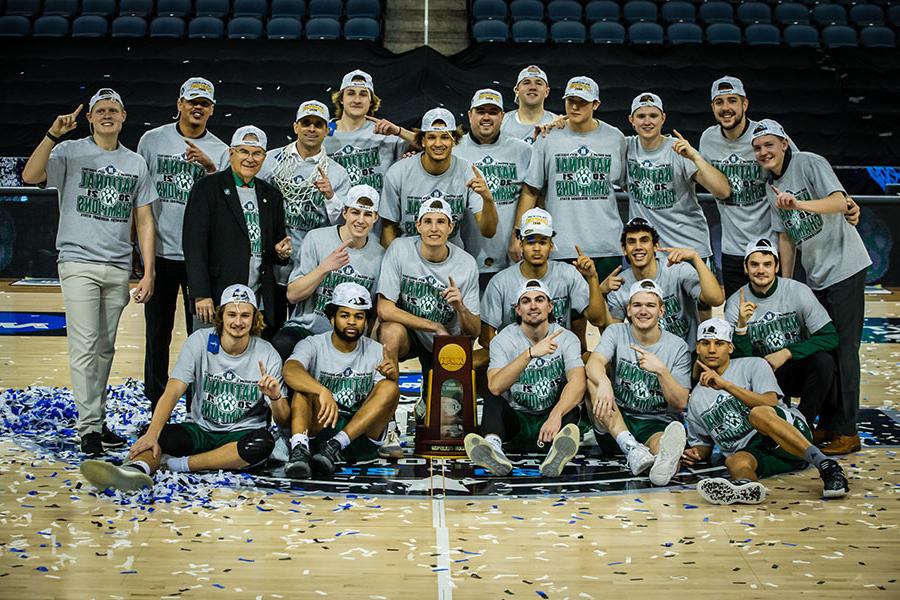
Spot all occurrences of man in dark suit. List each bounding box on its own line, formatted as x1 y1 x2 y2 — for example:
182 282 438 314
184 125 291 335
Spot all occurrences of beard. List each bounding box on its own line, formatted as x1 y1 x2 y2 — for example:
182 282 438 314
334 325 362 343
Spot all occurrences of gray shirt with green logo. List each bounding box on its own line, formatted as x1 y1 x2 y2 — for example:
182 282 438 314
47 136 154 269
456 133 532 273
489 322 583 414
593 323 691 422
524 122 627 259
137 123 229 260
324 120 406 192
501 110 557 145
377 236 480 351
171 329 285 432
288 331 385 416
237 186 263 295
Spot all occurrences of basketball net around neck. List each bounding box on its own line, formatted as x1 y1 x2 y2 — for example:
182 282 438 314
270 143 329 208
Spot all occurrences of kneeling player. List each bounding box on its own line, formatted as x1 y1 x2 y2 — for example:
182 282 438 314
283 283 400 477
684 319 849 505
465 279 585 477
80 285 290 491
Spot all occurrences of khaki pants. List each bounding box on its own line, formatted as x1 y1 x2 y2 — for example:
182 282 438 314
58 261 130 437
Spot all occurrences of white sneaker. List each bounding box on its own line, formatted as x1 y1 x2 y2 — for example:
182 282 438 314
626 443 655 475
649 422 686 486
540 423 581 477
80 460 153 492
697 478 768 505
378 426 404 459
464 434 512 476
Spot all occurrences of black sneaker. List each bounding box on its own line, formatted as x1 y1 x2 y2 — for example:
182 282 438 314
284 444 312 479
310 439 343 476
818 459 850 498
80 432 104 457
101 425 127 449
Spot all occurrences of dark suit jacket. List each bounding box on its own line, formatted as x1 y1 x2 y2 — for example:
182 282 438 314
183 169 287 325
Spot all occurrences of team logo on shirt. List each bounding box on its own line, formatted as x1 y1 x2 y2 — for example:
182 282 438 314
476 156 520 205
512 354 566 412
710 155 765 207
399 274 454 324
747 310 802 355
155 154 206 204
613 359 666 415
201 369 263 424
242 200 263 256
554 147 612 200
776 188 823 244
76 165 138 222
332 145 382 189
319 367 376 412
699 392 753 452
627 159 676 209
659 294 689 339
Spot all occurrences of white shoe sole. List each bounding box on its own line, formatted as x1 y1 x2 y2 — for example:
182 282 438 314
540 424 580 477
377 444 404 459
649 422 686 486
465 434 512 476
80 460 153 492
697 477 767 505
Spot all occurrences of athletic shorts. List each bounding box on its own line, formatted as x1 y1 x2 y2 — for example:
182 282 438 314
740 405 812 478
158 422 265 456
313 413 386 463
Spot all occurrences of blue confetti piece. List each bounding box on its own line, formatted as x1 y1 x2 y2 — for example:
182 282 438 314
703 517 709 522
238 558 255 562
512 516 525 521
608 561 623 566
537 591 548 598
120 570 137 575
36 566 48 572
212 583 225 589
432 568 449 572
683 504 698 509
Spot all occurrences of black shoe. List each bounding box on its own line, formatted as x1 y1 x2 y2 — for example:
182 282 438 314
310 439 343 476
818 458 849 498
80 432 104 457
101 425 127 449
284 445 312 479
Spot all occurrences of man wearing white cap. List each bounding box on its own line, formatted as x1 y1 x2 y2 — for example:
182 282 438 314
500 65 557 145
456 88 532 282
585 279 691 486
325 69 415 193
80 284 290 491
380 107 498 248
283 283 400 478
271 184 385 361
518 76 626 280
625 92 730 262
752 120 870 455
684 318 849 504
183 126 290 332
137 77 231 413
22 89 157 456
465 278 585 477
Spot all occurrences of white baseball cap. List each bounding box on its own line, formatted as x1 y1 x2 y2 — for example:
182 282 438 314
517 278 552 302
295 100 330 123
630 92 664 115
697 318 733 343
230 125 267 149
89 88 124 111
563 76 599 102
180 77 216 103
329 282 372 311
519 207 554 238
470 88 504 110
628 279 665 302
743 238 779 260
751 118 788 141
340 69 374 92
710 76 746 101
516 65 549 87
420 107 457 132
417 197 454 222
220 284 258 309
345 184 380 213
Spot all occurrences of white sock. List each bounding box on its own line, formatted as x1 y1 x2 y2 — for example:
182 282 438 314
485 434 503 452
290 433 310 451
130 460 151 475
615 431 639 455
165 456 190 472
333 431 351 450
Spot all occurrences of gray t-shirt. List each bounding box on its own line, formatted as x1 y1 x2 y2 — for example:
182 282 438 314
323 120 406 192
699 119 776 257
524 122 626 259
489 323 583 413
501 109 558 145
171 329 286 432
47 136 154 269
237 186 263 294
724 277 832 356
768 151 871 290
287 225 384 334
137 123 229 260
377 236 480 351
593 323 691 422
380 154 485 247
626 135 711 258
481 261 590 332
456 133 532 273
287 331 385 415
685 357 786 454
606 258 702 348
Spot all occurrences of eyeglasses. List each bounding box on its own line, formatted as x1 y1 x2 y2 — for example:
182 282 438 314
235 147 265 160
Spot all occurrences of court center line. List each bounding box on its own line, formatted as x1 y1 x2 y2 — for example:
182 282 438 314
432 462 452 600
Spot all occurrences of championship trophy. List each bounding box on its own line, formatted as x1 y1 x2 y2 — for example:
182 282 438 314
414 335 477 457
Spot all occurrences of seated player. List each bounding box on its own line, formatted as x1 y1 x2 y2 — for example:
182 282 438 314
282 283 400 478
585 280 691 486
80 285 290 491
465 279 585 477
683 319 849 504
605 217 724 350
725 238 838 428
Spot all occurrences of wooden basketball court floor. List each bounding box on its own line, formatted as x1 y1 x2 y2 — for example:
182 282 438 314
1 281 898 598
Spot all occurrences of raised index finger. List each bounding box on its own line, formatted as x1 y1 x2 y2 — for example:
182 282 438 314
629 344 646 354
337 238 353 251
549 329 563 339
672 129 686 141
770 184 781 195
448 276 457 288
258 360 267 376
317 166 326 178
71 103 84 118
695 359 712 372
575 244 585 257
471 165 483 178
364 115 379 123
185 139 198 149
739 288 744 304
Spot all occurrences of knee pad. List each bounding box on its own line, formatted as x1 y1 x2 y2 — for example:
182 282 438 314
236 429 275 466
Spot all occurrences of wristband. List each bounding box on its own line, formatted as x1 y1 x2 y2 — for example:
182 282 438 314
735 325 748 335
46 131 61 144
